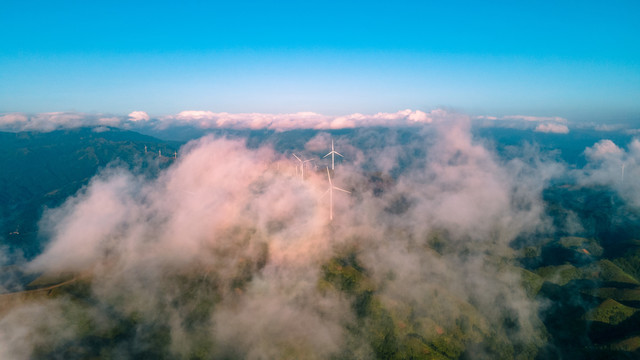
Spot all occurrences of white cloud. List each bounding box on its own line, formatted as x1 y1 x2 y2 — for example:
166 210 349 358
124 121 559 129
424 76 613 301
476 115 498 120
0 112 88 132
0 112 124 132
1 109 435 132
579 139 640 208
473 114 570 133
167 109 435 130
97 117 122 126
0 113 28 127
584 139 623 159
503 115 568 123
1 109 572 134
594 124 623 132
407 109 429 122
474 115 568 123
128 111 150 122
534 123 570 134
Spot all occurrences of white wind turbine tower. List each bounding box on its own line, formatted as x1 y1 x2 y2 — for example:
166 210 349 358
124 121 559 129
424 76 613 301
293 154 312 180
323 166 350 221
323 139 343 170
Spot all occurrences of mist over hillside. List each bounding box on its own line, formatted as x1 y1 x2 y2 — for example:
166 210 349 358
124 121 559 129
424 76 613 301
1 114 640 359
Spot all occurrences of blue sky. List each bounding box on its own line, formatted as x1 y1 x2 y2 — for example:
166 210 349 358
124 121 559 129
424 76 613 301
1 1 638 122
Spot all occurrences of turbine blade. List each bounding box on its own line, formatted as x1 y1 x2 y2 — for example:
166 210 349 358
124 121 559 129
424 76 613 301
320 188 330 198
293 154 301 162
333 186 351 193
335 151 344 157
323 152 331 158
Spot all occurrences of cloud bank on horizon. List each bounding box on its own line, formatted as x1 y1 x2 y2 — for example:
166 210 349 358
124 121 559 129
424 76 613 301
0 109 435 132
473 114 571 134
0 109 576 133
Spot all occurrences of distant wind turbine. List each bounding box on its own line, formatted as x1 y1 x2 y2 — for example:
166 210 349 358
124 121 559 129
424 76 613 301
322 166 350 221
293 154 312 180
323 139 343 170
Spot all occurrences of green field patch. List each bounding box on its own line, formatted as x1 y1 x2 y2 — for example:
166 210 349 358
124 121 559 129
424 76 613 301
587 260 640 286
610 336 640 352
582 287 640 303
558 237 603 257
535 264 581 286
518 268 544 297
585 298 637 325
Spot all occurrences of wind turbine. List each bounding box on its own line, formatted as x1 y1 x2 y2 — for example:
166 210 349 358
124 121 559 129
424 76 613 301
293 154 312 180
322 166 350 221
323 139 343 170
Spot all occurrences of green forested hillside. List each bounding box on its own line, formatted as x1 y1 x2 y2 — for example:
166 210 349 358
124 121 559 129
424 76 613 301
0 127 180 257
